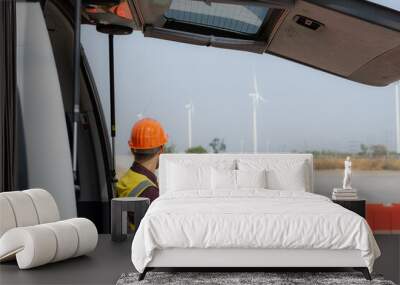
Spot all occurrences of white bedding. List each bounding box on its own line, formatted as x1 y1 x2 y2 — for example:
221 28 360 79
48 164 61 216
131 190 380 273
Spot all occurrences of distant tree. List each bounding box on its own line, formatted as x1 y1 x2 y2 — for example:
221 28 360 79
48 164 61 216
359 144 369 155
370 144 388 157
209 138 226 153
164 144 177 153
186 145 208 153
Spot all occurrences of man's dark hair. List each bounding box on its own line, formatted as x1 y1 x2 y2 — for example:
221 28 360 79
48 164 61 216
131 147 162 163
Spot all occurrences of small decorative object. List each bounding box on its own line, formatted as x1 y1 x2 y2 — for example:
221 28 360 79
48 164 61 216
342 156 352 190
332 157 358 200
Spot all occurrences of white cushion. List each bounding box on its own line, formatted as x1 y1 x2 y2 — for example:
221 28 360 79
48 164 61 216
238 159 308 191
0 196 17 237
167 163 212 191
23 189 60 224
0 226 57 269
0 218 98 269
211 168 237 190
0 191 39 227
159 154 313 194
267 163 306 191
162 157 236 193
236 169 267 189
42 221 79 262
64 218 98 257
0 189 98 269
0 189 60 236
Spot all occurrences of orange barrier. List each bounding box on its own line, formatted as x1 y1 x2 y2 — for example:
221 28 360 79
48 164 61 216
393 203 400 234
366 204 400 234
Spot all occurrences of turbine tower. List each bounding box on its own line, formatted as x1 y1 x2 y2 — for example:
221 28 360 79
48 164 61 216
185 103 194 149
249 72 265 153
396 82 400 153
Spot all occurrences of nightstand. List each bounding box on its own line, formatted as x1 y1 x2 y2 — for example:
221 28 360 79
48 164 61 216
332 199 366 218
111 197 150 242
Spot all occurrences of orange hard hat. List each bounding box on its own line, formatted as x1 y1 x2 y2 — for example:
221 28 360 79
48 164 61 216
128 118 168 150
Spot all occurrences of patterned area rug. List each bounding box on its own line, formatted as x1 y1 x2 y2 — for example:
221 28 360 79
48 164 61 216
117 272 396 285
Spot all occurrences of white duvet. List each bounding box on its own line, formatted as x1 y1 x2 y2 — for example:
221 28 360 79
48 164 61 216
131 190 380 273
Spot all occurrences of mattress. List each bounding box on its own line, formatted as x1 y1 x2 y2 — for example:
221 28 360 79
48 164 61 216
131 190 380 273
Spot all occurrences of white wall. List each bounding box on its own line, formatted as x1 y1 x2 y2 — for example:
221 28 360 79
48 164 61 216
16 2 76 218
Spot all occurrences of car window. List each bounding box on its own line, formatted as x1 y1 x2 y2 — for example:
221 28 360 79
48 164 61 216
164 0 269 35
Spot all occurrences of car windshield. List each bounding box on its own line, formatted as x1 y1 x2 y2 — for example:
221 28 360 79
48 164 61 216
164 0 269 35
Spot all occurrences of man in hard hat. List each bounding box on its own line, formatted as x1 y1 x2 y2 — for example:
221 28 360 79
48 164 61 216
116 118 168 202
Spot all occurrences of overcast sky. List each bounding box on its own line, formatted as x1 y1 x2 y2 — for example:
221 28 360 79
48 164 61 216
81 1 400 154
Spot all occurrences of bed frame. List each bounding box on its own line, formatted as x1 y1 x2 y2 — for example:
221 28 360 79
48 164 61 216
139 154 371 281
139 248 371 280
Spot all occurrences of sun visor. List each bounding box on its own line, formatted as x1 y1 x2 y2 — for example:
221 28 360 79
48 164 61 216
266 0 400 86
144 26 266 53
348 45 400 86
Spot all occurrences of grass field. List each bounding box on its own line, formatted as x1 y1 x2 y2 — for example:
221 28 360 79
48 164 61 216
314 157 400 170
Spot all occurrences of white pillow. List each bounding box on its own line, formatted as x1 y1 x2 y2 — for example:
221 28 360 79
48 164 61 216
238 159 308 191
266 163 306 191
211 168 237 190
167 163 211 191
236 169 267 189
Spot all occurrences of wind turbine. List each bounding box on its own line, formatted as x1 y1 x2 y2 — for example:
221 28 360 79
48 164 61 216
396 82 400 153
185 103 194 149
249 72 265 153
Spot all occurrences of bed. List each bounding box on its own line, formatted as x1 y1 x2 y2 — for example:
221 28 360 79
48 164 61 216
131 154 380 280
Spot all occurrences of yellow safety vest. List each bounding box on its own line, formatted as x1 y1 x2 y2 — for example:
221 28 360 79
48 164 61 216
116 169 157 198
